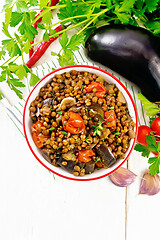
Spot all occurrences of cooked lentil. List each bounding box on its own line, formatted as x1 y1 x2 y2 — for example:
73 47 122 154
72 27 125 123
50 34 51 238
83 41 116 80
30 71 136 176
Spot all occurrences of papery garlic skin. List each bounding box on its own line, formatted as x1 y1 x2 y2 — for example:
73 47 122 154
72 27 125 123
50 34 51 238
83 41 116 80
109 167 136 187
139 171 160 196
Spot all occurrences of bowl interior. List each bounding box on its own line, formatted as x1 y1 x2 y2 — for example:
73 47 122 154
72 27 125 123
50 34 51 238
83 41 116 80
23 65 138 181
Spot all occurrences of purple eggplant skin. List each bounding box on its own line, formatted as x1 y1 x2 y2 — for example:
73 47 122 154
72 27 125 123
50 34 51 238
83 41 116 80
85 25 160 102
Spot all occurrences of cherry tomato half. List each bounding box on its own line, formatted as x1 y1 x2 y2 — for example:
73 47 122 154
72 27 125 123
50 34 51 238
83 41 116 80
137 125 152 145
31 121 49 148
78 149 95 163
104 110 116 129
62 112 85 134
151 117 160 136
85 81 106 98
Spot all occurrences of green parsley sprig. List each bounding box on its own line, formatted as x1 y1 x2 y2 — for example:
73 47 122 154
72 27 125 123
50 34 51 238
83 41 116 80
134 135 160 175
138 93 160 117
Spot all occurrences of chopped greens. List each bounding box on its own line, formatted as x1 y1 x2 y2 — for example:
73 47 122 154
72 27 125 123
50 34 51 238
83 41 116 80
85 136 92 143
62 131 68 135
81 86 84 91
138 93 160 117
92 121 103 136
49 127 55 131
108 106 114 110
58 111 63 115
112 130 120 135
57 146 62 150
100 114 106 121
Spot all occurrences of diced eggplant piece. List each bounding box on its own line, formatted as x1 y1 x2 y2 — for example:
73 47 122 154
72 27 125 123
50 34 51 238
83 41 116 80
42 148 54 164
36 98 53 116
88 103 104 117
57 156 76 173
85 161 95 174
96 143 116 168
62 151 77 161
78 162 85 169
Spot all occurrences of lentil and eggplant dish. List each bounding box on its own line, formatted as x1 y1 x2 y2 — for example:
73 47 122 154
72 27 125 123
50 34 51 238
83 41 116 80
29 70 135 176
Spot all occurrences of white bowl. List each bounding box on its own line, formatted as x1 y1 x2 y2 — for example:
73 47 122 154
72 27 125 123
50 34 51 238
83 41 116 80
23 65 138 181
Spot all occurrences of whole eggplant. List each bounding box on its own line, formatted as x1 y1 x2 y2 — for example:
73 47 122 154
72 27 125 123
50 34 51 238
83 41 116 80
85 25 160 102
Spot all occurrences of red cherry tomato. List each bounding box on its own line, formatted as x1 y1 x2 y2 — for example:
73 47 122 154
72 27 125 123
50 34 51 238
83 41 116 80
31 121 49 148
78 149 95 163
85 81 106 98
62 112 85 134
151 117 160 136
137 125 152 145
104 110 116 129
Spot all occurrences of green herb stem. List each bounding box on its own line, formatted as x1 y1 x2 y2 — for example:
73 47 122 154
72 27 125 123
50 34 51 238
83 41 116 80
0 55 19 67
32 1 97 25
32 4 65 25
77 7 109 35
46 14 97 30
32 18 90 47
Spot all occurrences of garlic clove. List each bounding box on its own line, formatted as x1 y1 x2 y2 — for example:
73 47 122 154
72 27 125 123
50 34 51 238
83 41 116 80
109 167 136 187
139 170 160 196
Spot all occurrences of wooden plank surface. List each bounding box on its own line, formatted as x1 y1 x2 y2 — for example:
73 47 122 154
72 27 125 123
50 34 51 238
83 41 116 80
0 105 126 240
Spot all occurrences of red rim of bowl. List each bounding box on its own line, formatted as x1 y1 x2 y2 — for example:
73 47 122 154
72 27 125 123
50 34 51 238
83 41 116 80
23 65 138 181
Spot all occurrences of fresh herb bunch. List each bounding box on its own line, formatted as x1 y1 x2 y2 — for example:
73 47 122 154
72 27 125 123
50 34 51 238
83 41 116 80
135 135 160 175
1 0 160 98
134 93 160 175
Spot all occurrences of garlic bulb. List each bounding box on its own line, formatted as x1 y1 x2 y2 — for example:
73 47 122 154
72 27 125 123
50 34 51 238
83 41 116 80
109 167 136 187
139 170 160 196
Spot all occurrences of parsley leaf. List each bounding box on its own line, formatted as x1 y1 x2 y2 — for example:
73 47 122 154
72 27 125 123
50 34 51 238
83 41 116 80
42 9 53 25
43 30 49 41
134 143 151 157
117 0 136 13
106 0 112 8
10 12 24 27
67 34 84 51
16 1 29 13
59 32 69 49
29 0 39 6
138 93 160 117
134 135 160 175
2 39 21 57
148 157 160 175
29 72 40 87
40 0 48 8
58 49 75 67
5 6 13 28
145 0 159 12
